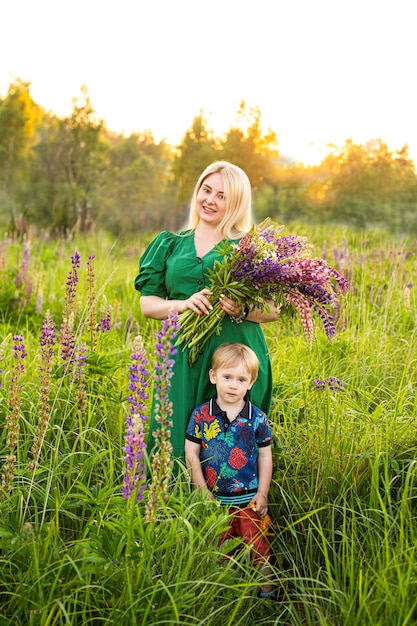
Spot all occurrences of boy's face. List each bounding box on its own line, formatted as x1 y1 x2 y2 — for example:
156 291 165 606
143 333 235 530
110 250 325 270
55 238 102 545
209 363 254 408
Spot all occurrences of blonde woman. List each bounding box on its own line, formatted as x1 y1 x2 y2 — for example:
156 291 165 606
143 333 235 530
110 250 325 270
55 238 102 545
135 161 280 464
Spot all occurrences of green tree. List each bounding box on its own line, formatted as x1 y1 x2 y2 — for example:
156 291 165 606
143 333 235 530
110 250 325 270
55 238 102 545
62 86 107 232
221 102 279 191
0 79 41 230
99 131 172 233
22 86 107 233
320 139 417 229
26 112 72 230
170 113 218 226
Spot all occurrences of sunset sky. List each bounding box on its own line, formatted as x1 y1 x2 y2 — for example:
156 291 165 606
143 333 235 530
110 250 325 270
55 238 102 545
1 0 416 165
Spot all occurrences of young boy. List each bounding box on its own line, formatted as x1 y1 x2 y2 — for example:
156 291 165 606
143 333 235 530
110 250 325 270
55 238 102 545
184 343 275 599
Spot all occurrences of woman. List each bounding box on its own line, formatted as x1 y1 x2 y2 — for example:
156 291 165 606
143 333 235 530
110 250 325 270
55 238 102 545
135 161 281 464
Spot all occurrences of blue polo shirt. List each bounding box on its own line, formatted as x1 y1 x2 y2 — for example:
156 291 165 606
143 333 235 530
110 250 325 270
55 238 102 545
185 397 272 505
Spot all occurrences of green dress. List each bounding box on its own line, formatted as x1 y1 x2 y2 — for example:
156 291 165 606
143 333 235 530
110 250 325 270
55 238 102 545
135 230 273 461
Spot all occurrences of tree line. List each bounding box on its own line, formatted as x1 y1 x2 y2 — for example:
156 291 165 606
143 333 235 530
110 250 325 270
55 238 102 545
1 79 416 236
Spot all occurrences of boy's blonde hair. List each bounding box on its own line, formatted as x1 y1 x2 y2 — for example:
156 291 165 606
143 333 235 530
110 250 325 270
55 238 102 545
187 161 253 239
211 343 259 382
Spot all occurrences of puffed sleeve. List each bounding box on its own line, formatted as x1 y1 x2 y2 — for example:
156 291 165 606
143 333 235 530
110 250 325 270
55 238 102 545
134 231 176 297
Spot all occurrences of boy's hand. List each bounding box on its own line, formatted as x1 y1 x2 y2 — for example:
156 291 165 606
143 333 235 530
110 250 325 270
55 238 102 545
249 492 268 518
247 500 276 536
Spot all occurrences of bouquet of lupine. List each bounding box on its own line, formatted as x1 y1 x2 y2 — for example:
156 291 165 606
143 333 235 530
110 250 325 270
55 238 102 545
177 218 350 366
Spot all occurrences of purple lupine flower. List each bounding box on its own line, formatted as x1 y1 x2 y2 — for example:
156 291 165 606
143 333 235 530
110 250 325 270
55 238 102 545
31 311 56 468
12 335 28 360
63 251 80 316
100 313 111 333
99 296 111 333
313 377 345 392
59 252 80 370
72 251 81 268
145 310 180 522
1 335 27 496
123 336 149 503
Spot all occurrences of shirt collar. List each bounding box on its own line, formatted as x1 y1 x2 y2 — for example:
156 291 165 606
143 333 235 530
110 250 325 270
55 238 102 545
210 396 250 419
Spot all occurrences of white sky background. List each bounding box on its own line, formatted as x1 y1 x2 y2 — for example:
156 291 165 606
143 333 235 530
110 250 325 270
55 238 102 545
1 0 416 165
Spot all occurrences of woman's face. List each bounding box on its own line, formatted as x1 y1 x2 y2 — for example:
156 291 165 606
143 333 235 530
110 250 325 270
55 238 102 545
196 172 227 228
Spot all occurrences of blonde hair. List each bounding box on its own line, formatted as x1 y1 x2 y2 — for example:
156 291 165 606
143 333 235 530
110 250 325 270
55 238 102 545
211 343 259 383
187 161 253 239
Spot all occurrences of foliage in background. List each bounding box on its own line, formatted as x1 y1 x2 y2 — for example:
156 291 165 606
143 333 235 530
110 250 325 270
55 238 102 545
1 80 416 236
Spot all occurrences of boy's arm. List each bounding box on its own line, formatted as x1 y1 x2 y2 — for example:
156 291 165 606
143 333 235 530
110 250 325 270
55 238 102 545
251 445 273 517
184 439 214 498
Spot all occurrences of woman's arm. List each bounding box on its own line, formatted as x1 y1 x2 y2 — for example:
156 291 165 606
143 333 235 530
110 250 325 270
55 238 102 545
140 288 213 320
246 301 282 323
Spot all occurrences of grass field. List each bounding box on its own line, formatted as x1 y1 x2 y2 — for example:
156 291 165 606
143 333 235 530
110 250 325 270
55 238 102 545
1 223 417 625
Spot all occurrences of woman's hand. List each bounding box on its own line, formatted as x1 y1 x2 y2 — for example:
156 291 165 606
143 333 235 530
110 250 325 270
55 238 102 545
219 294 245 319
184 288 213 316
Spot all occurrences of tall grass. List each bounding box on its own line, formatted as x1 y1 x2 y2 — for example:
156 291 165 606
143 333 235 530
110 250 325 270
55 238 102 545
1 225 417 625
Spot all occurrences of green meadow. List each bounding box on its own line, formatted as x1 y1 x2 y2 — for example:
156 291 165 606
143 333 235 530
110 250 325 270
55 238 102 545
1 223 417 625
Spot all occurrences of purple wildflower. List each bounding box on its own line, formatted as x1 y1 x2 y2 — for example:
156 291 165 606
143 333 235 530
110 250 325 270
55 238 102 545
313 377 345 392
122 336 149 503
63 251 80 316
99 296 111 333
145 310 180 522
59 252 80 370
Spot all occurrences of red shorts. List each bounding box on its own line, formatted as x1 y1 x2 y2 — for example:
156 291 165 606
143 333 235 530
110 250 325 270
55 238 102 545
219 506 271 563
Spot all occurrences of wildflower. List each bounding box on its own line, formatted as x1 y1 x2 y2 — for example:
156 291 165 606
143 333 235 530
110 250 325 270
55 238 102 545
1 335 27 497
145 310 180 521
99 296 112 333
177 219 350 365
313 377 345 392
31 311 56 468
64 251 80 316
59 252 80 370
59 311 75 370
122 336 149 503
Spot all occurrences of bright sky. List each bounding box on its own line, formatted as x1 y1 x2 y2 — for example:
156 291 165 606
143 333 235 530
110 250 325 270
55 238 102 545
1 0 416 166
